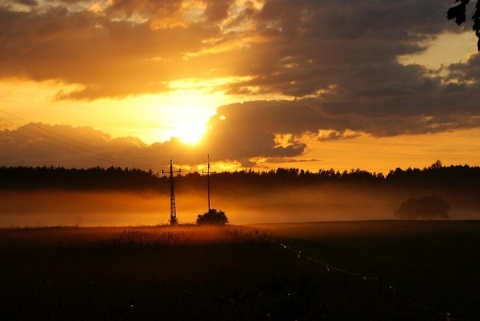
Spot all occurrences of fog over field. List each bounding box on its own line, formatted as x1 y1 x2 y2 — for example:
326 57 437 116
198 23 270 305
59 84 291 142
1 185 478 227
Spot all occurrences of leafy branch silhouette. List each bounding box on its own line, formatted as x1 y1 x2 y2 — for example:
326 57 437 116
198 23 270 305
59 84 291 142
447 0 480 50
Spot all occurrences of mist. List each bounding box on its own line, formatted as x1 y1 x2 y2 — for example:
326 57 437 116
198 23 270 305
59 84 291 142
1 184 478 227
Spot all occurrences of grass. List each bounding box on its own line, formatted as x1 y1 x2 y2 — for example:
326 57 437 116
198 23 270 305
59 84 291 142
0 221 479 321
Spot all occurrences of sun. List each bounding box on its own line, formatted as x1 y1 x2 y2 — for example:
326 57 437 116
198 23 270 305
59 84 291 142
174 121 206 145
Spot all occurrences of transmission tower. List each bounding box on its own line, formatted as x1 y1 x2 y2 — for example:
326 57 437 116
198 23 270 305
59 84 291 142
202 154 215 212
162 160 181 224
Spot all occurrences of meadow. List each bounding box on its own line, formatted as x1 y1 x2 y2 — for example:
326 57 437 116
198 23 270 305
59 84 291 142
0 221 479 321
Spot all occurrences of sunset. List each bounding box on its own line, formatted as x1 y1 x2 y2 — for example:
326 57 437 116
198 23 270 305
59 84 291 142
1 0 480 173
1 1 480 320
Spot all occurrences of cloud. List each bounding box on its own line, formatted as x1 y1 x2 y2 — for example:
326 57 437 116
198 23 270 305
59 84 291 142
447 53 480 83
105 0 183 18
222 0 455 95
202 91 480 148
0 1 220 99
204 0 235 22
0 114 310 168
318 131 361 142
1 0 465 100
2 0 480 163
0 123 158 168
0 121 304 169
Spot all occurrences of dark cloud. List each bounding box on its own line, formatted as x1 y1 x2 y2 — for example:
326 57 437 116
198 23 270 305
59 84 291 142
18 0 38 6
318 131 361 142
1 0 463 100
202 93 480 149
447 53 480 83
224 0 461 98
204 0 235 22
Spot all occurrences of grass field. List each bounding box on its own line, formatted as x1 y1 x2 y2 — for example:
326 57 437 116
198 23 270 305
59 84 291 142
0 221 479 321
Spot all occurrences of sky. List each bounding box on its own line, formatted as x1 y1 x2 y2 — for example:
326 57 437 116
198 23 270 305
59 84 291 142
1 0 480 174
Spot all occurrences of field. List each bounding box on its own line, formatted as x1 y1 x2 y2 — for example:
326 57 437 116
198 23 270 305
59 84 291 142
0 221 479 321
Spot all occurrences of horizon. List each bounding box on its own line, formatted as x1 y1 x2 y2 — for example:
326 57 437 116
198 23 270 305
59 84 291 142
0 159 476 175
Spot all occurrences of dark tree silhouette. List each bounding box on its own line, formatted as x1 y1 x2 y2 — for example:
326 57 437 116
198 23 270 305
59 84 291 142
448 0 480 51
429 160 443 169
2 163 480 195
196 209 229 225
0 166 163 191
394 195 451 220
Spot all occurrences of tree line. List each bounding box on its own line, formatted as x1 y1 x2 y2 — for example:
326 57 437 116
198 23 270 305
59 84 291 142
0 161 479 193
0 166 163 191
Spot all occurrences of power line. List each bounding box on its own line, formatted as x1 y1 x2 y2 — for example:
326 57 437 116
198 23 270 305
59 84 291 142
0 112 165 168
1 123 106 161
0 110 168 161
261 234 457 321
0 122 155 168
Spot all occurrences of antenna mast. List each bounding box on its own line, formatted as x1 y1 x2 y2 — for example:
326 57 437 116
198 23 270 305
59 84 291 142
162 160 181 224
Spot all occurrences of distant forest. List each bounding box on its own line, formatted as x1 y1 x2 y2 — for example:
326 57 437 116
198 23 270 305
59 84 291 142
1 161 480 193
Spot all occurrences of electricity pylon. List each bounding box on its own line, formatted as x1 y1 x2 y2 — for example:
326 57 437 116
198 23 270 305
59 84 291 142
202 154 215 212
162 160 181 224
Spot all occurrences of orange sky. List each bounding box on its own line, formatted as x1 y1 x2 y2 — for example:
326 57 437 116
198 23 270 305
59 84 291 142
1 0 480 174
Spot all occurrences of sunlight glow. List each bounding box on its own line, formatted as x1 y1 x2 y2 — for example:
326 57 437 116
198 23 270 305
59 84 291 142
0 79 229 145
173 121 206 145
197 160 243 172
214 160 243 171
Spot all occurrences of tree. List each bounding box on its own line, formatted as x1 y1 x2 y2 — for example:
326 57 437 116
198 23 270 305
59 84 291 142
447 0 480 51
394 195 450 220
196 209 229 225
429 160 443 170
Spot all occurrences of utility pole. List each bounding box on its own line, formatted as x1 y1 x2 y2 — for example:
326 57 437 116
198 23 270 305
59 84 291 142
202 154 215 212
162 160 181 224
